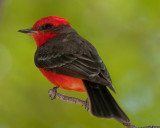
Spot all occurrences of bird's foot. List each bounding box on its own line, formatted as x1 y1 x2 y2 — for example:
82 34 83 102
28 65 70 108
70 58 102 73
48 87 58 100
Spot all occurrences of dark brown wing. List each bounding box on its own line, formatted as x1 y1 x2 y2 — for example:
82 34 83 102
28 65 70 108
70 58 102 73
34 30 114 91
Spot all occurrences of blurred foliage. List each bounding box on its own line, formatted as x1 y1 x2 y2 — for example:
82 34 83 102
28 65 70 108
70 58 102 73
0 0 160 128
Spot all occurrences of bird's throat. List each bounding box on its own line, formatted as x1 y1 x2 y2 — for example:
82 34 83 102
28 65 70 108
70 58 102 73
32 31 59 48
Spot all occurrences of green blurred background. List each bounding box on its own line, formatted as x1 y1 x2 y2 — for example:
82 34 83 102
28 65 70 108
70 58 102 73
0 0 160 128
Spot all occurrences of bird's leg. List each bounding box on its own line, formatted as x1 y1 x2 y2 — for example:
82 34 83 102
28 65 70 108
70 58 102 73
48 87 58 100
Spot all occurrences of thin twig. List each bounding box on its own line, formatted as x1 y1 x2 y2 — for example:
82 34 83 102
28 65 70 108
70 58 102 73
122 117 160 128
48 88 89 110
48 88 160 128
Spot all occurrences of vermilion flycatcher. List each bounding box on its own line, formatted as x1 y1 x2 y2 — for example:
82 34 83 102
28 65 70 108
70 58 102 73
19 16 129 122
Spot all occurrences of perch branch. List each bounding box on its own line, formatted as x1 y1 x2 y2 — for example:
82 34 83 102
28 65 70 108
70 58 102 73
122 122 160 128
48 87 160 128
48 87 89 110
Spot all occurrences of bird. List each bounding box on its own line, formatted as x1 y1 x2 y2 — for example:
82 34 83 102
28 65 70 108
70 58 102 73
18 16 129 123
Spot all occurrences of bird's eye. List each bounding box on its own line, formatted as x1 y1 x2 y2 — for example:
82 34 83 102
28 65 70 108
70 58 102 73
38 23 53 30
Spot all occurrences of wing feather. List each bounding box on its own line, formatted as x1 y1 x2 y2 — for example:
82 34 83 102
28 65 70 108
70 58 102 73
34 31 114 91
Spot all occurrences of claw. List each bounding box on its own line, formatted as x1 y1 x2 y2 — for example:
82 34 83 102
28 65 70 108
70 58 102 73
48 87 58 100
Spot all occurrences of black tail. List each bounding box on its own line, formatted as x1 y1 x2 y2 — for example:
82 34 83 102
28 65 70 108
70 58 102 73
83 80 129 122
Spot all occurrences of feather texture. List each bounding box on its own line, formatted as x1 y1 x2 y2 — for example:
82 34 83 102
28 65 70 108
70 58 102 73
34 26 114 91
84 80 129 122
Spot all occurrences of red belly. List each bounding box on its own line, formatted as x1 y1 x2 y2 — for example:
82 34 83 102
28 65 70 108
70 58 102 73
39 68 86 92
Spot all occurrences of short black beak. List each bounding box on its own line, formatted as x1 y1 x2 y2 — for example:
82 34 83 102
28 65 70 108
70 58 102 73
18 29 38 34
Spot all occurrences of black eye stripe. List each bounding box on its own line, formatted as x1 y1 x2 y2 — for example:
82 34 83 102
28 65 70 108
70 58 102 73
38 23 54 30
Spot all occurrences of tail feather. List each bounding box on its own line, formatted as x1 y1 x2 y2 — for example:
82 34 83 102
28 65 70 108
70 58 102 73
83 80 129 122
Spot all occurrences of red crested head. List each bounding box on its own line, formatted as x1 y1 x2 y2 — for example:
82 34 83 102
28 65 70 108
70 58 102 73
32 16 70 30
19 16 71 48
32 16 70 48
